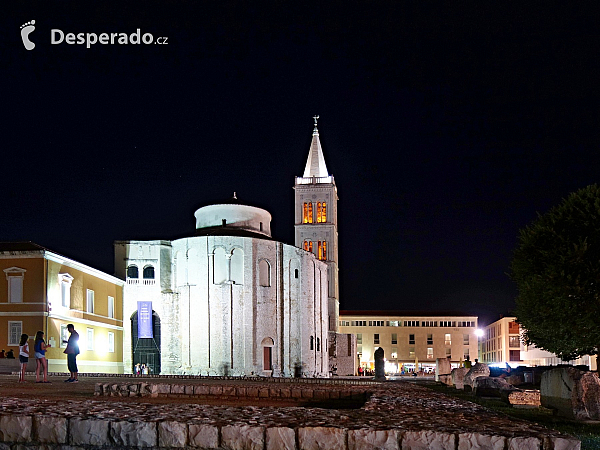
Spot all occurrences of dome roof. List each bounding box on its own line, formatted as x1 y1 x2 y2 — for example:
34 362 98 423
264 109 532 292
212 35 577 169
194 194 272 238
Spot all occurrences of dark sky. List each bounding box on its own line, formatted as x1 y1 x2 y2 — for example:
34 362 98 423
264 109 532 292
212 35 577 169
3 3 599 325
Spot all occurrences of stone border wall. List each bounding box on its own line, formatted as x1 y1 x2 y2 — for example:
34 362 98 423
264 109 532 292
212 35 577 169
94 381 370 407
47 372 379 385
0 415 581 449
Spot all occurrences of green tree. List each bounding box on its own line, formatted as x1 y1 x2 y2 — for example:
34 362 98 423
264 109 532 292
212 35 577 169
511 184 600 361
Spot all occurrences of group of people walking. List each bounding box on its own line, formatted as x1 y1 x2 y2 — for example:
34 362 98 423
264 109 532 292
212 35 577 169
16 323 80 383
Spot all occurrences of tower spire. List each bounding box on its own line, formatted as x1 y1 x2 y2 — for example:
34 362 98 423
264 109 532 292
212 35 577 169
304 115 329 178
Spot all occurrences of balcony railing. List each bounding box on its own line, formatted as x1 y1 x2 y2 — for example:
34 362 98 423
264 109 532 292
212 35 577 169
295 176 334 185
126 278 156 285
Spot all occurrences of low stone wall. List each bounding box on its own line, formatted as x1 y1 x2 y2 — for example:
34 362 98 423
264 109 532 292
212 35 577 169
94 381 370 407
0 358 36 374
0 415 580 449
509 390 542 407
0 376 580 449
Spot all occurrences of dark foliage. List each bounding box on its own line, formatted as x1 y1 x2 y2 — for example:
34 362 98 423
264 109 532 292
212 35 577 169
511 184 600 360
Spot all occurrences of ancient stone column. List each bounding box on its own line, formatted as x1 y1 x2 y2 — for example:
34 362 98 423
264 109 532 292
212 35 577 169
374 347 386 380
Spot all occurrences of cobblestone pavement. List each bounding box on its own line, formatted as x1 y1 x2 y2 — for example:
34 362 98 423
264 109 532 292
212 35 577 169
0 373 577 446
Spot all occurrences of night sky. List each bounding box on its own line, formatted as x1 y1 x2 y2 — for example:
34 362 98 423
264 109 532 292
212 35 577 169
3 3 599 325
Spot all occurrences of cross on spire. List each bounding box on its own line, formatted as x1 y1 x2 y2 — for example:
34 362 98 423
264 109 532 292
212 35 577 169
313 115 320 135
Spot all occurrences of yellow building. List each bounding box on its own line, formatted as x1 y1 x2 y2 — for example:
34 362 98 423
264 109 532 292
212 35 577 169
480 316 597 370
339 310 479 374
0 242 124 373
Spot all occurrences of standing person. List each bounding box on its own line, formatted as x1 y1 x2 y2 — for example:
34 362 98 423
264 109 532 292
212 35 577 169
34 331 51 383
62 324 79 383
18 334 29 383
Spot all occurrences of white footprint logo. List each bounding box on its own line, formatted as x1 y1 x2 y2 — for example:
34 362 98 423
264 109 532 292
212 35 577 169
20 20 35 51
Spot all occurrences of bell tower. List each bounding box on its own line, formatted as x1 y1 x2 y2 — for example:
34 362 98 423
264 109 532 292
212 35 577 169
294 116 339 332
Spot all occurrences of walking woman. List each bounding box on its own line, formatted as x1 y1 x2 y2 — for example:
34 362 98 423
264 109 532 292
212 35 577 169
18 333 29 382
34 331 51 383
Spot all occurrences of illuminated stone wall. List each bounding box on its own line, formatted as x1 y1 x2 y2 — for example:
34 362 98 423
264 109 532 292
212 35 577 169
115 235 329 377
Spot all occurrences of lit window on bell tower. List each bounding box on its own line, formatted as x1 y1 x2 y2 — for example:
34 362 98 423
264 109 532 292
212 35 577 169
308 202 313 223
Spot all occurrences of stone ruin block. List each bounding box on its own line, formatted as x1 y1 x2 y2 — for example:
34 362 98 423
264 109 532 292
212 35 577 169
464 362 490 391
473 376 518 402
541 367 600 420
436 358 452 382
508 390 541 407
452 367 469 389
438 374 453 386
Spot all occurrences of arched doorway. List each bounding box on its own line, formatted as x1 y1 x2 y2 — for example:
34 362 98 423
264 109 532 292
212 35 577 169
261 337 274 372
131 310 161 375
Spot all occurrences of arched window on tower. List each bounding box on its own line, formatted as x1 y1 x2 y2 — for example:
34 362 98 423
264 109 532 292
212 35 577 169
303 240 313 253
307 202 313 223
321 202 327 222
259 259 270 287
303 203 309 223
322 241 327 260
230 248 244 284
127 265 139 279
317 202 322 223
143 266 155 285
318 241 323 260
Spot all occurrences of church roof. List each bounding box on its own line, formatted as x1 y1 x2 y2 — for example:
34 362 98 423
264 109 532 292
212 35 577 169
303 119 329 178
0 241 48 252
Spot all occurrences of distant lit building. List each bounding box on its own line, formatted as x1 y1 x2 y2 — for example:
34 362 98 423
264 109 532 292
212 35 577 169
0 242 124 373
339 311 479 374
479 317 597 369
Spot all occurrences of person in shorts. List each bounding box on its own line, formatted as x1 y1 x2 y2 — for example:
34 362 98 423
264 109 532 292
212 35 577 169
62 324 79 383
34 330 51 383
18 334 29 382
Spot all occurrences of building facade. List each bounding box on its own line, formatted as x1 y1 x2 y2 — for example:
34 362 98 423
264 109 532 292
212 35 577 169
479 317 597 370
115 200 330 377
339 311 479 374
0 242 124 373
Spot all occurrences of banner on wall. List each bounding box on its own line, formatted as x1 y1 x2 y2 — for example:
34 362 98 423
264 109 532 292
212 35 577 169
137 301 153 338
